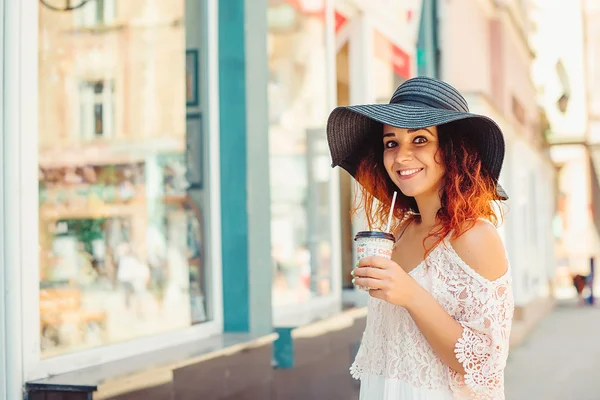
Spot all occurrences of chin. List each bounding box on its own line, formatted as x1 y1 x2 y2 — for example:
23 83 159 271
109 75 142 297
395 185 423 198
394 177 442 199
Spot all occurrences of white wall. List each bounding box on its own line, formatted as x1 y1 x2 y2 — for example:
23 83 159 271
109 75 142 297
505 139 555 304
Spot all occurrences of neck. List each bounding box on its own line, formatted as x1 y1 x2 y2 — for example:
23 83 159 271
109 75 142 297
414 193 441 228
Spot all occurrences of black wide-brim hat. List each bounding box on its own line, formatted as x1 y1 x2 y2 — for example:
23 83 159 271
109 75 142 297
327 76 508 200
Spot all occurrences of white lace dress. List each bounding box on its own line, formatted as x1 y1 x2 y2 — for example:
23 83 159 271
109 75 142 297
350 236 514 399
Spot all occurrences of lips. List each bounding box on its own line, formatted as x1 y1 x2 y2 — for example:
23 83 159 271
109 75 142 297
396 168 423 180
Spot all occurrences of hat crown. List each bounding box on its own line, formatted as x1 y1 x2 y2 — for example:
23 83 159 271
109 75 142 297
389 76 470 113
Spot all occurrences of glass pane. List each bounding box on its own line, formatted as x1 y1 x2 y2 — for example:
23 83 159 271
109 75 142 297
38 0 209 358
268 0 332 309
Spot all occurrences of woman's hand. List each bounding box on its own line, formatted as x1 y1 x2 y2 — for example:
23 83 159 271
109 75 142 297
352 256 423 308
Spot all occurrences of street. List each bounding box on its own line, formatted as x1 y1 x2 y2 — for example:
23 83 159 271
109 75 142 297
505 300 600 400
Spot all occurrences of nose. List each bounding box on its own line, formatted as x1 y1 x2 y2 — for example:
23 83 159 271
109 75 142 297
394 143 413 164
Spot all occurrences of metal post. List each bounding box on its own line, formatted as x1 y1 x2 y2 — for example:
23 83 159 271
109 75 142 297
589 257 595 305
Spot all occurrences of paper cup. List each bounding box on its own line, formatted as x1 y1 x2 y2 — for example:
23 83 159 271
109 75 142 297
354 231 395 291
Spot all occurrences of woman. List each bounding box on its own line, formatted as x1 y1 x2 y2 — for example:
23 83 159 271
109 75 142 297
327 77 514 399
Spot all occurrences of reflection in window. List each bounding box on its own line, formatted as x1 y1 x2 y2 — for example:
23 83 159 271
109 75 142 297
79 80 114 139
74 0 117 28
267 0 332 309
38 0 209 358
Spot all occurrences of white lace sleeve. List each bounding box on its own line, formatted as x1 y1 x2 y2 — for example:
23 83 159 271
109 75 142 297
447 270 514 398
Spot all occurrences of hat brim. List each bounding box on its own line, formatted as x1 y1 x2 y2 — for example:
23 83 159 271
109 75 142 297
327 103 508 201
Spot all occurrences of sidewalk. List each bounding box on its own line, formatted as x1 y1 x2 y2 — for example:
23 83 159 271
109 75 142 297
505 299 600 400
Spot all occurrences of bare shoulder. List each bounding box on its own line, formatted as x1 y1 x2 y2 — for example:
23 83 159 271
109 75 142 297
449 219 508 282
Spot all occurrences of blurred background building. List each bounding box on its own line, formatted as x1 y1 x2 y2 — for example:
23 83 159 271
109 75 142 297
530 0 600 300
436 0 556 336
0 0 591 399
583 0 600 297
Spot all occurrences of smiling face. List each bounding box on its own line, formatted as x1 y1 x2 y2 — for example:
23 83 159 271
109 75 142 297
382 124 446 200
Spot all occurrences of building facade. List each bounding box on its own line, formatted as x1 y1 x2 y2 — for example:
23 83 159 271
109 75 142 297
531 0 599 295
1 0 356 398
437 0 556 324
583 0 600 287
1 0 556 399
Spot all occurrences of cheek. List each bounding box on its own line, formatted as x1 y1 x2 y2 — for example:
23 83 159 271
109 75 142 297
425 149 446 178
434 168 447 187
433 163 446 180
383 151 395 172
431 154 445 175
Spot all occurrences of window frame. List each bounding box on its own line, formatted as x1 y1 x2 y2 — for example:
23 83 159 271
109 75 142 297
6 0 223 382
0 0 9 397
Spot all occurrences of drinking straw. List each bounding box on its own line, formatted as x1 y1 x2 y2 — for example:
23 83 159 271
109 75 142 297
386 191 397 233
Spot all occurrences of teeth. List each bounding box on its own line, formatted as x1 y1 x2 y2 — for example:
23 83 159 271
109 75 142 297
399 168 421 176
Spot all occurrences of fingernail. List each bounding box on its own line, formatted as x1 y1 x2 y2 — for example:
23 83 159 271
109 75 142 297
351 270 355 276
352 278 356 284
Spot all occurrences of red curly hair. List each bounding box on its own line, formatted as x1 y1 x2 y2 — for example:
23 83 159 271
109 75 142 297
352 119 504 255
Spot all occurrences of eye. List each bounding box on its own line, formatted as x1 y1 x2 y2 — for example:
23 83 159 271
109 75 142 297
384 140 397 149
413 136 428 144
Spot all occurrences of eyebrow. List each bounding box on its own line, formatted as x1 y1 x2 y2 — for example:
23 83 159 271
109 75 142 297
383 128 434 138
407 128 434 135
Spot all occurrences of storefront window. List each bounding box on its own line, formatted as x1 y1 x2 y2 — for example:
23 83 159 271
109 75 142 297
267 0 333 309
38 1 209 358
